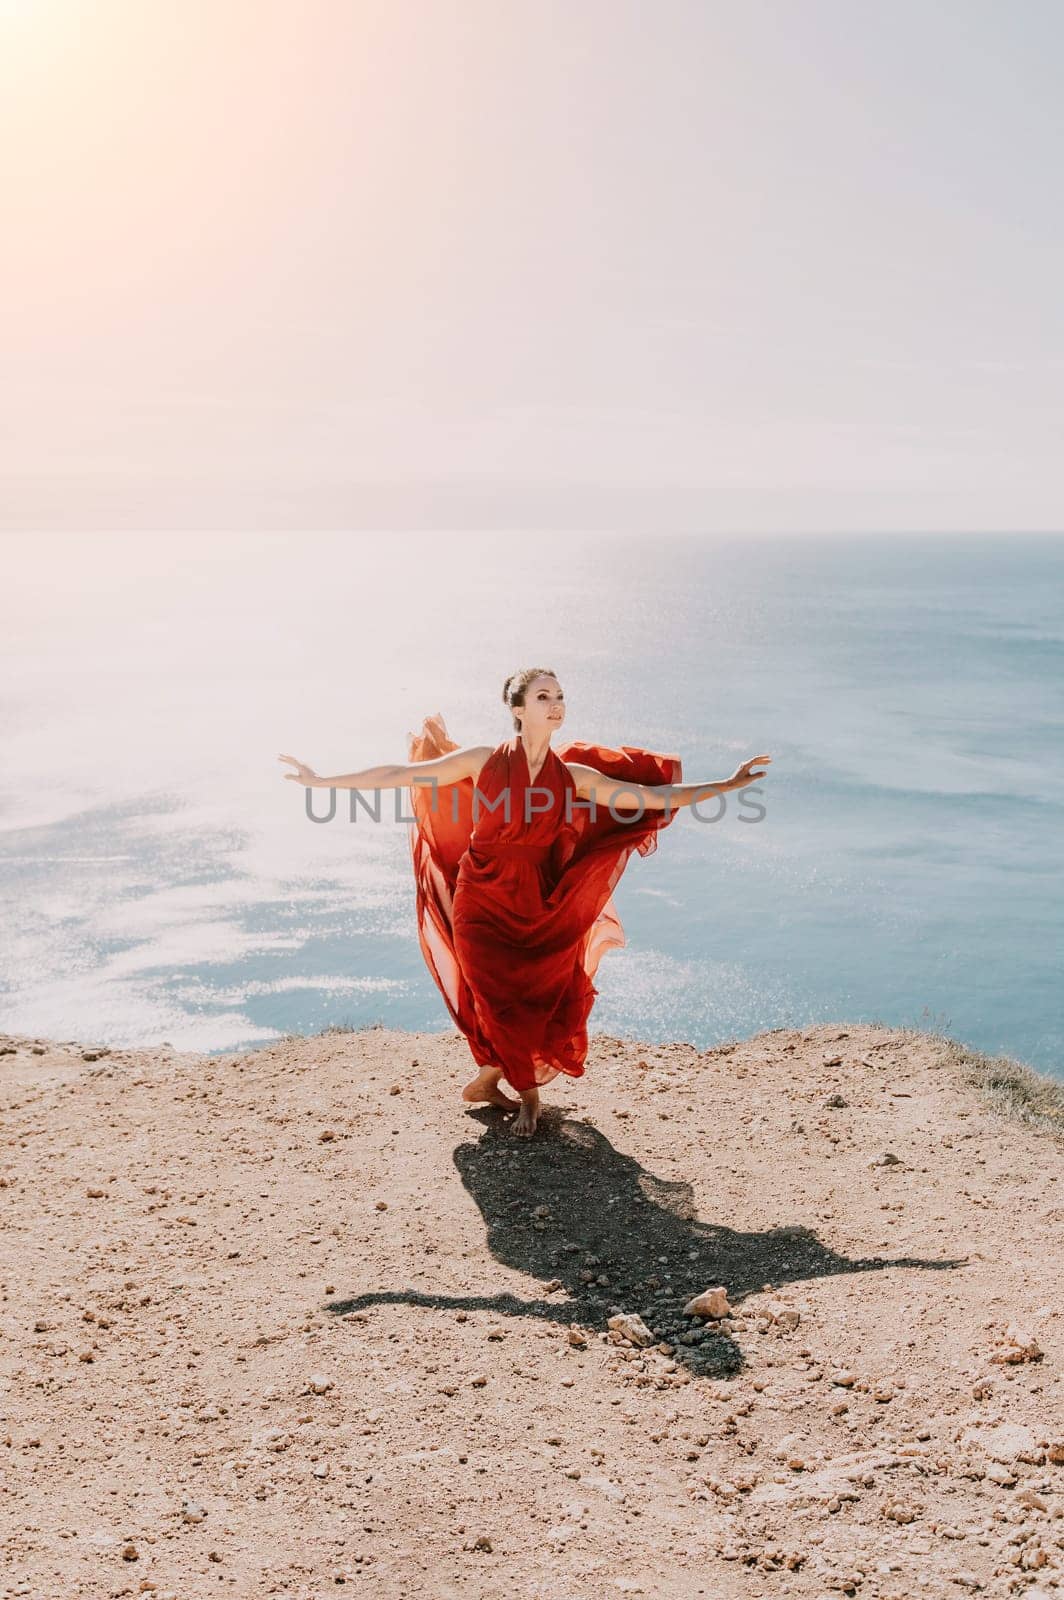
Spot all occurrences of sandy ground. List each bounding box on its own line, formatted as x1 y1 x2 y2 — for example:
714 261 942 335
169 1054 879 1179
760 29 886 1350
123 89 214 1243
1 1020 1062 1600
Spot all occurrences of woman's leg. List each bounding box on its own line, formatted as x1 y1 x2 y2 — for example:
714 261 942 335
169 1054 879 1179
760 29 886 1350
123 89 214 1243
511 1086 540 1138
461 1064 520 1110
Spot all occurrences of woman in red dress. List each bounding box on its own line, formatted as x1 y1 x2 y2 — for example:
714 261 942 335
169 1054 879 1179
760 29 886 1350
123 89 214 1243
280 667 770 1136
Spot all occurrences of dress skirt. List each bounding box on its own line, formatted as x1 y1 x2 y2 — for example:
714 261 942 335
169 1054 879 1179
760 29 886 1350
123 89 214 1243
406 712 683 1092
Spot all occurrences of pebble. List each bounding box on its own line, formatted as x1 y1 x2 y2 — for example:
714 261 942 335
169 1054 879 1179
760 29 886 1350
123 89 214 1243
881 1498 920 1524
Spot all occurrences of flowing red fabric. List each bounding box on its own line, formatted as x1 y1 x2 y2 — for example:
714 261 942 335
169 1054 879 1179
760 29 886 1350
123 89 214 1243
405 712 683 1092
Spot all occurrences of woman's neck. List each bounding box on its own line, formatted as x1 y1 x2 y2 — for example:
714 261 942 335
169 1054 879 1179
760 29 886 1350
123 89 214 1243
519 730 551 772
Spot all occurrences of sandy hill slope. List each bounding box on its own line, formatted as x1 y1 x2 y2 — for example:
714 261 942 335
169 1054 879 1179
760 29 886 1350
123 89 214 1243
1 1021 1062 1599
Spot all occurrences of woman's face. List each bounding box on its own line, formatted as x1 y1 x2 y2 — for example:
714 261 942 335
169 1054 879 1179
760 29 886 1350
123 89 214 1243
518 675 565 740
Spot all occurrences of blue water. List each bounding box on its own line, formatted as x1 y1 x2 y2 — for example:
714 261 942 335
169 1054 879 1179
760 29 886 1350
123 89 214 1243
1 530 1061 1078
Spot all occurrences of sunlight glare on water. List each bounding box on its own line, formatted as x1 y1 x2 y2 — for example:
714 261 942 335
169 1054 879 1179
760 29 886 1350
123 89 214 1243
2 530 1062 1075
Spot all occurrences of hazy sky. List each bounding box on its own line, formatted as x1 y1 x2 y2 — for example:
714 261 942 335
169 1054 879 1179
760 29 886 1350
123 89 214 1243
2 0 1062 532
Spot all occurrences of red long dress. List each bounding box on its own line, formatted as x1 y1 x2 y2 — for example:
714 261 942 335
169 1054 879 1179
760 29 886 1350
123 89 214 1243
405 712 683 1092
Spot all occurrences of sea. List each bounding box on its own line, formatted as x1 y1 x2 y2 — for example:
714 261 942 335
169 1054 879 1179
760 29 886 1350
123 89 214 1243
1 530 1061 1080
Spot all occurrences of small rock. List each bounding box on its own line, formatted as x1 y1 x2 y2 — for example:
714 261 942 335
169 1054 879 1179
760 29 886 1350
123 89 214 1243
881 1497 920 1524
989 1325 1043 1365
683 1287 733 1319
606 1312 655 1347
870 1151 902 1167
758 1301 801 1331
307 1374 333 1394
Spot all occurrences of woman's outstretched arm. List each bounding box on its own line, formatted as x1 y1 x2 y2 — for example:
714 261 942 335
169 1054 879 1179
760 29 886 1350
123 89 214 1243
278 745 493 791
566 754 772 812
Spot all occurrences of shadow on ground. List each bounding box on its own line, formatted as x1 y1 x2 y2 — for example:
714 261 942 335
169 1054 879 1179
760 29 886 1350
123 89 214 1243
329 1107 968 1377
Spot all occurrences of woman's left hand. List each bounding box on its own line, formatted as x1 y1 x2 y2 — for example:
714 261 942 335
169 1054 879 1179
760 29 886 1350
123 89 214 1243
728 753 772 788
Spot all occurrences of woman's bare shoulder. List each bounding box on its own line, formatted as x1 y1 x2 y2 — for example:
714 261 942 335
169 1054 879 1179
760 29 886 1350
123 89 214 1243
558 758 595 790
469 744 496 784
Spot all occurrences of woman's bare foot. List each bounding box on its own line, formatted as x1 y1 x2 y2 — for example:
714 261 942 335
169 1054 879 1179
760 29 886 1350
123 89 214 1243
461 1066 520 1111
511 1087 540 1137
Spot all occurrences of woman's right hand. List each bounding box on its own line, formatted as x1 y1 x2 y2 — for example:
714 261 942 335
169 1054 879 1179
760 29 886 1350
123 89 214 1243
278 754 320 786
